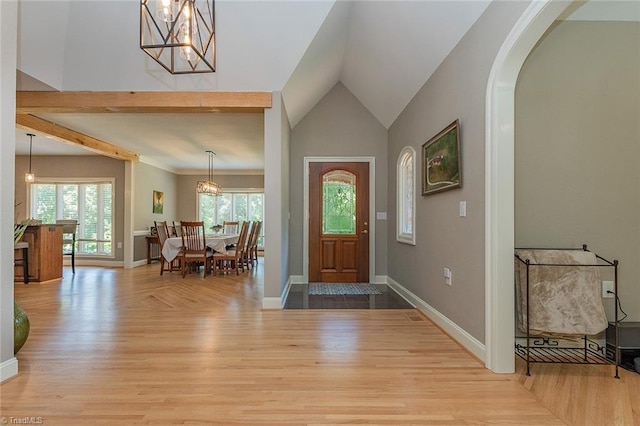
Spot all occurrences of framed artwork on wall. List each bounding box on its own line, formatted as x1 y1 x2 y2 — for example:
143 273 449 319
422 120 462 196
153 190 164 214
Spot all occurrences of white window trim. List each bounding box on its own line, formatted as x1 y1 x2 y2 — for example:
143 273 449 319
396 147 416 245
27 177 116 258
196 188 265 247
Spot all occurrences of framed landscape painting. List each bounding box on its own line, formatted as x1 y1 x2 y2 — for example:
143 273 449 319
422 120 462 196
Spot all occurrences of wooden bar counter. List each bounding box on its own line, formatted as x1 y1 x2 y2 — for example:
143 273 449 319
15 224 63 282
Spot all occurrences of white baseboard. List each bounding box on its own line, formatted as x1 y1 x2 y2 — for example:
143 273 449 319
0 357 18 383
290 275 305 284
373 275 387 284
387 276 486 363
262 297 283 309
132 259 149 268
63 258 149 268
280 276 294 307
63 259 124 268
262 276 295 309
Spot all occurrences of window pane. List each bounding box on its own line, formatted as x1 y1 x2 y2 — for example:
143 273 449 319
403 155 413 234
248 194 263 222
234 194 248 222
33 184 56 223
199 194 217 231
30 181 113 256
62 185 78 219
322 170 356 235
216 194 232 224
83 185 98 254
249 194 264 248
101 184 112 255
197 191 264 245
397 148 415 244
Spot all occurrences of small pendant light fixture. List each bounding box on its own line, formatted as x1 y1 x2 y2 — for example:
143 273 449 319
25 133 35 183
196 150 222 196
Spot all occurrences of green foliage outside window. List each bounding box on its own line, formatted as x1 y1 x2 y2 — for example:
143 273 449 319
198 191 265 247
30 181 113 256
322 180 356 235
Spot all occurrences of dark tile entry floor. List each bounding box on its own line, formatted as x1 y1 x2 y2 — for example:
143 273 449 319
284 285 413 309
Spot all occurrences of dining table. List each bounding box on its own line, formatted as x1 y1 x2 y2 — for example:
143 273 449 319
161 233 239 262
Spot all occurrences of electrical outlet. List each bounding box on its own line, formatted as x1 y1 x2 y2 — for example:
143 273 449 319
117 242 123 249
602 281 614 298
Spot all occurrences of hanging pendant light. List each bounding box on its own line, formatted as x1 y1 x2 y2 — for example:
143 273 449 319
197 150 222 196
140 0 216 74
25 133 35 183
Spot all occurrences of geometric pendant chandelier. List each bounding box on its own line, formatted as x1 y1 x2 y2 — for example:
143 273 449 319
140 0 215 74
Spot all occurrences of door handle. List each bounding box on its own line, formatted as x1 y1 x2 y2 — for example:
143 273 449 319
361 230 368 234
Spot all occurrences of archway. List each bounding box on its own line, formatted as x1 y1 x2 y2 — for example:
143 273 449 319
484 0 572 373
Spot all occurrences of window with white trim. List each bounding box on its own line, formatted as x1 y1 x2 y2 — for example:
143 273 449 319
397 147 416 245
198 190 264 247
29 179 114 256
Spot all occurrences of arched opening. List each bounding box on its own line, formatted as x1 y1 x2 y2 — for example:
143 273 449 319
484 0 572 373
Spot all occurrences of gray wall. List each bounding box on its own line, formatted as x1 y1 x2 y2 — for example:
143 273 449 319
264 92 291 300
15 155 126 262
134 162 178 232
515 21 640 321
176 174 265 221
387 1 529 343
289 82 388 277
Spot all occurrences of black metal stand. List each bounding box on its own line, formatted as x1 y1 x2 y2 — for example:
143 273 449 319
515 244 619 378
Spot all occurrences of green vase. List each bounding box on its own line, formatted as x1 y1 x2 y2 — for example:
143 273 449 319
14 300 30 355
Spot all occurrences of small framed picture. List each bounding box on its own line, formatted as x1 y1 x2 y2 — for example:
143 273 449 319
422 120 462 196
153 190 164 214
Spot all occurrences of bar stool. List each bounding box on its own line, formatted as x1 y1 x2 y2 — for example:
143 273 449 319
14 241 29 284
57 220 78 273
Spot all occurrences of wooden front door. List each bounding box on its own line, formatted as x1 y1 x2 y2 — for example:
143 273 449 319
309 162 369 283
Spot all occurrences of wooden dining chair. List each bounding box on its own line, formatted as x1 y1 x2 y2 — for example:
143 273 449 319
242 221 259 269
173 221 182 237
242 221 256 269
223 221 239 234
214 221 249 275
155 220 181 275
180 221 213 278
247 220 262 268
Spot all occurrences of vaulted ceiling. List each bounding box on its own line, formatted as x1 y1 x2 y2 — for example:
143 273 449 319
16 0 630 173
15 0 494 172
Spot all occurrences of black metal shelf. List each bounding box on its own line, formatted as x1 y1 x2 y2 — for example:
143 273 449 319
515 244 620 378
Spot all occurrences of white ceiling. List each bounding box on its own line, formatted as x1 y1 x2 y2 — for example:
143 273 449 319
17 0 629 173
15 0 492 172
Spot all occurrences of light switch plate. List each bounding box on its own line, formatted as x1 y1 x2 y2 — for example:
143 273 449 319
444 267 452 286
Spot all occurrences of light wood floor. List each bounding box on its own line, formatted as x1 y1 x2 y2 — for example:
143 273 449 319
2 262 638 425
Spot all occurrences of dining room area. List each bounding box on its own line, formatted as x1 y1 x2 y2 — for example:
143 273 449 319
153 219 262 278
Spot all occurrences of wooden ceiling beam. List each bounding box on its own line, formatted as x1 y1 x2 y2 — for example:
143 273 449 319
16 91 272 114
16 114 139 162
